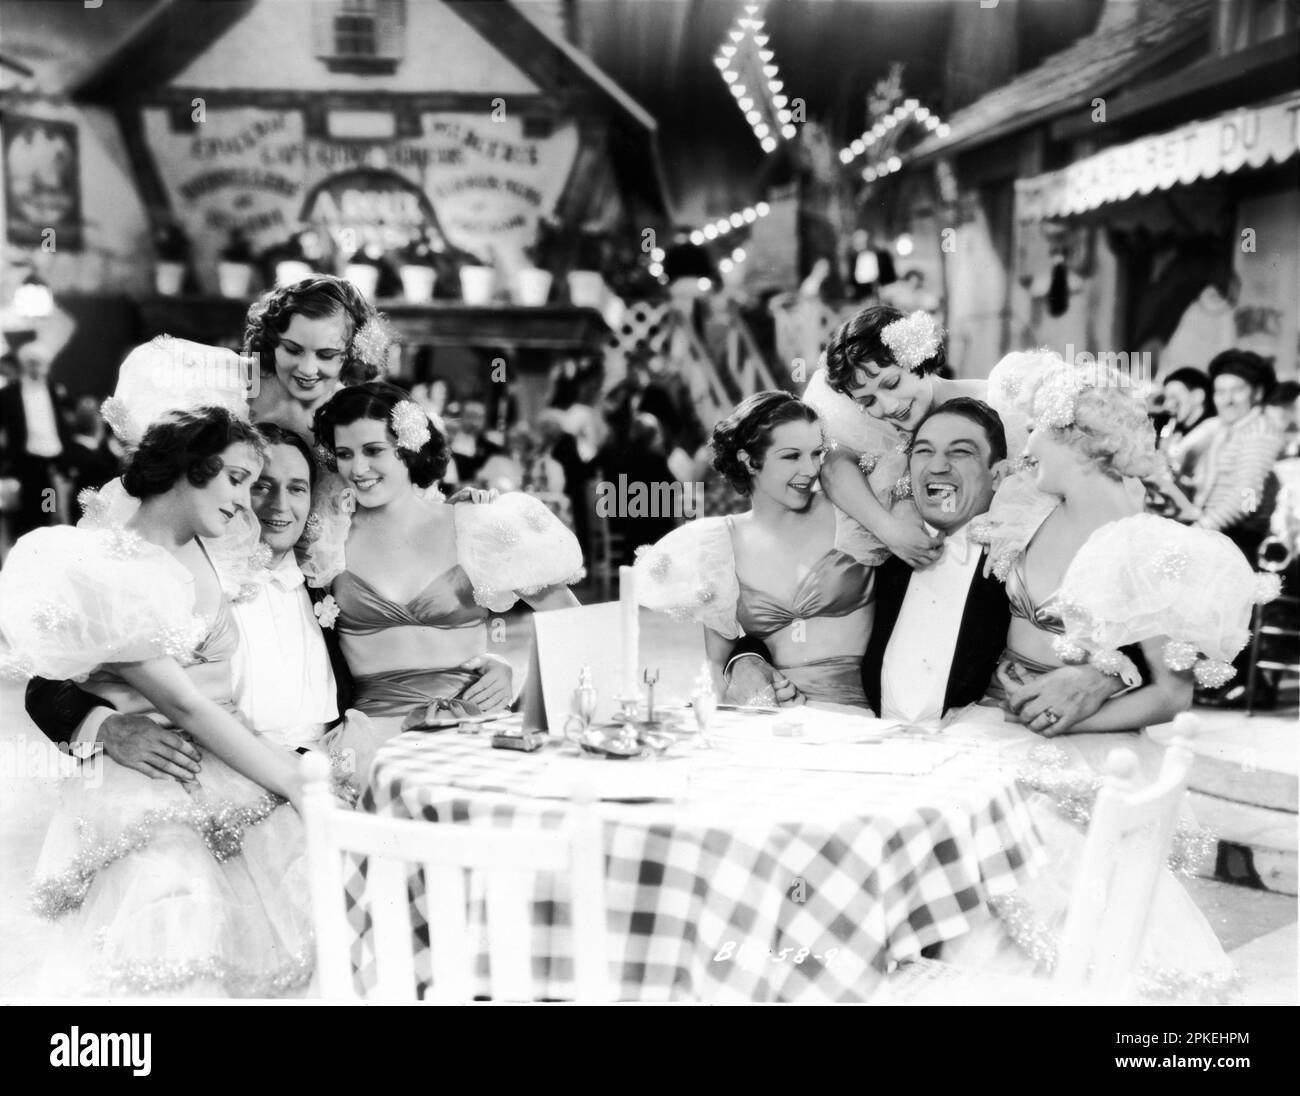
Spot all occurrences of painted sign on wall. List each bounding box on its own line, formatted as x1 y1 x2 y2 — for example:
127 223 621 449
143 106 578 291
3 114 82 250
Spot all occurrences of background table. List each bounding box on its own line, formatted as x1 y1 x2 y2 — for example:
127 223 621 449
344 715 1044 1002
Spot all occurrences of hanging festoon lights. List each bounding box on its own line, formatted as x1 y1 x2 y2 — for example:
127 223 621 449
838 98 951 180
714 3 795 153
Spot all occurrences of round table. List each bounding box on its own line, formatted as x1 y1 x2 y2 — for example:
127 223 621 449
345 710 1045 1002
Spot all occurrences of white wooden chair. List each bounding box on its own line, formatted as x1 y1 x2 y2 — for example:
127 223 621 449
887 713 1203 1005
300 753 612 1002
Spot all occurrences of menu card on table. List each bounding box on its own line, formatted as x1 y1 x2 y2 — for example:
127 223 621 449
527 756 689 802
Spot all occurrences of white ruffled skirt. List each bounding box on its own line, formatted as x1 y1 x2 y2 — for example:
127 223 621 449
32 749 314 999
941 725 1239 1003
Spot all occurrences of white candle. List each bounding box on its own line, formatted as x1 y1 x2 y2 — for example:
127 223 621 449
619 565 639 700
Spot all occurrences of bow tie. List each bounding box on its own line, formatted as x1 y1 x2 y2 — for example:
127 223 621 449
926 524 973 566
261 559 306 593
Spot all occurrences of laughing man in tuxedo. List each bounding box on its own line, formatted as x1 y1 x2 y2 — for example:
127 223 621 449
728 398 1128 727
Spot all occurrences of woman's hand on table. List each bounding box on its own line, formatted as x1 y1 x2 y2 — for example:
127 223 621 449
459 654 513 712
724 656 804 706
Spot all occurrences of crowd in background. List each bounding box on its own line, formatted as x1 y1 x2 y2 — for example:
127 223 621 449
4 331 1299 607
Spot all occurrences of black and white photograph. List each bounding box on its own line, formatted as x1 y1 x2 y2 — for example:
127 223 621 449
0 0 1296 1055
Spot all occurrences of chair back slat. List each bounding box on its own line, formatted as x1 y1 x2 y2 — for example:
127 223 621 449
424 864 471 1004
368 855 417 999
486 870 533 1001
1055 731 1196 997
300 755 611 1002
302 764 359 999
568 806 609 1003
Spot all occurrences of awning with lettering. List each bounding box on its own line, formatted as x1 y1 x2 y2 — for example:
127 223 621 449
1016 92 1300 222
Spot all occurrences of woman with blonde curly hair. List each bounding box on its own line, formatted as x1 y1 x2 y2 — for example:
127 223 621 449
244 274 393 440
944 360 1274 999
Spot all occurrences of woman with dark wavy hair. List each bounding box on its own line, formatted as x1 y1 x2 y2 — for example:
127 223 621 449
0 405 319 998
304 381 584 777
244 274 393 440
635 391 879 706
801 303 992 571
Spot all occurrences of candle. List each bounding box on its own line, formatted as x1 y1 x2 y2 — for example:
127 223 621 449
619 565 639 699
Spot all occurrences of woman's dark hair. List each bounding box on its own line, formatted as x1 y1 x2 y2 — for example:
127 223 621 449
254 420 320 489
711 390 821 495
312 380 448 488
912 397 1008 464
1208 349 1277 404
243 274 386 386
823 303 945 394
122 406 266 499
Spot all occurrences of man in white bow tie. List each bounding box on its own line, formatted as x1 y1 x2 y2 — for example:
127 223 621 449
728 398 1128 727
867 397 1014 722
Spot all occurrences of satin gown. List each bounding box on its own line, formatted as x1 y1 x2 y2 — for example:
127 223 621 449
946 526 1238 1001
327 563 489 783
733 532 876 707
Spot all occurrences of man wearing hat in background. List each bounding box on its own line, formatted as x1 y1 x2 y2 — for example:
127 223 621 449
1159 349 1283 561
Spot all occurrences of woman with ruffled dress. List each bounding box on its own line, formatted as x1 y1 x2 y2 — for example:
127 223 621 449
304 382 583 779
635 392 878 707
942 361 1279 1000
0 408 319 998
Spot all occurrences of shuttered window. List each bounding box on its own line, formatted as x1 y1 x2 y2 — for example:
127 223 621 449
313 0 406 73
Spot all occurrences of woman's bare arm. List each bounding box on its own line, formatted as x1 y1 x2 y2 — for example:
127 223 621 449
1065 637 1194 733
116 658 303 806
820 449 940 568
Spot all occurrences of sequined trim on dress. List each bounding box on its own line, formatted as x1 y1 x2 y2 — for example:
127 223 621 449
93 945 315 998
31 794 285 919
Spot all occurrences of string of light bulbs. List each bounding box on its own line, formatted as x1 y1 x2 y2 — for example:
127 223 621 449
838 99 951 179
646 201 772 283
714 3 797 154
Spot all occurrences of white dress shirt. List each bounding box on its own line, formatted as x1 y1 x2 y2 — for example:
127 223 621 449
231 553 339 749
20 378 62 458
879 521 982 725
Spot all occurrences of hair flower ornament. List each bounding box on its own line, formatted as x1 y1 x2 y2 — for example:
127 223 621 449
390 400 432 452
880 310 941 371
350 316 395 373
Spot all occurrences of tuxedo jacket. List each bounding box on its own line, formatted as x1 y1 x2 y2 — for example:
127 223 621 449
860 550 1010 716
0 379 74 473
25 584 354 747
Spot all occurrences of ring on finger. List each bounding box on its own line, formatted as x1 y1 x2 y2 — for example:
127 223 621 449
1040 708 1060 726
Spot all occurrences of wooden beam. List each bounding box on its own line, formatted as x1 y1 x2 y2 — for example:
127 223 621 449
1049 30 1300 143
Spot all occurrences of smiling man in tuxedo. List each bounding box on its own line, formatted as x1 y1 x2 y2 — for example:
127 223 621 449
728 398 1128 728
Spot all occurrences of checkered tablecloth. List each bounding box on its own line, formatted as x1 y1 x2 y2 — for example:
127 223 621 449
344 716 1044 1002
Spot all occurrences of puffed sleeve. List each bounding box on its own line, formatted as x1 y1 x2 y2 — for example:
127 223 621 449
0 527 207 682
1052 513 1280 688
985 351 1049 462
633 516 742 639
455 492 585 612
801 367 899 459
299 471 354 590
969 468 1059 582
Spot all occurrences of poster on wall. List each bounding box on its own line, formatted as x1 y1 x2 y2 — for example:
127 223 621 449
142 105 579 293
2 114 82 251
